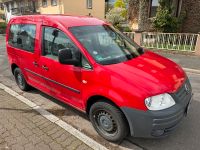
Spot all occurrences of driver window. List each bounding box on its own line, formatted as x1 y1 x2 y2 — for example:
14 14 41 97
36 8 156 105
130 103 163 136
42 27 77 60
42 26 92 68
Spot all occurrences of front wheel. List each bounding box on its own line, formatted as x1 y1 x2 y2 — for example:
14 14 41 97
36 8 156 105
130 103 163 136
14 68 31 91
89 101 129 142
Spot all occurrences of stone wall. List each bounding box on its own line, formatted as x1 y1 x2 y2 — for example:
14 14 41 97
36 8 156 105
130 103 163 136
180 0 200 33
128 0 200 33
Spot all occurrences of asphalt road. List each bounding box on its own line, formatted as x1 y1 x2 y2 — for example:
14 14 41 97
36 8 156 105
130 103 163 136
0 35 200 150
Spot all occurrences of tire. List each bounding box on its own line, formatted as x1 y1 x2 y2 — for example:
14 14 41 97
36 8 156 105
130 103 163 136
14 68 31 91
89 101 129 142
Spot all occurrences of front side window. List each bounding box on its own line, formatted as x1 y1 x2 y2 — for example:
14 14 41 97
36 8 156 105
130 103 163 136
70 25 141 65
42 27 91 68
42 27 78 60
9 24 36 52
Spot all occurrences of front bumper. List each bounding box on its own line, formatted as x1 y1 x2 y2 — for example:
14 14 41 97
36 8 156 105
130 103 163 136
122 79 192 138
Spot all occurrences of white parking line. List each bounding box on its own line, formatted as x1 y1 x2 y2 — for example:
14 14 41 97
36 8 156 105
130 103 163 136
0 83 108 150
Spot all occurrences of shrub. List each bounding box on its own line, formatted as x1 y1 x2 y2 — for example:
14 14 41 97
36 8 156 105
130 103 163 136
0 22 7 34
106 0 130 31
114 0 126 8
114 0 127 18
153 0 180 33
123 26 132 32
106 7 126 29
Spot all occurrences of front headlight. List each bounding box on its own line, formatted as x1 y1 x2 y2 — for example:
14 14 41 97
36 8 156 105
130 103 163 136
145 93 175 111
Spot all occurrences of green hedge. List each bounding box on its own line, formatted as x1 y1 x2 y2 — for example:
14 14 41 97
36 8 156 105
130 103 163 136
0 22 7 34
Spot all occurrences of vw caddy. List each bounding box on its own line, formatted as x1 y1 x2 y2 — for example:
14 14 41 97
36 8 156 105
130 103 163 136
6 15 192 142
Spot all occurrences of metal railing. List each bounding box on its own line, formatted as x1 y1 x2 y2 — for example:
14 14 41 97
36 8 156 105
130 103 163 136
123 32 134 40
141 32 198 52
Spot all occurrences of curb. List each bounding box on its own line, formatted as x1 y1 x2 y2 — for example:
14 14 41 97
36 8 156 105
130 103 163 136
0 83 108 150
183 68 200 74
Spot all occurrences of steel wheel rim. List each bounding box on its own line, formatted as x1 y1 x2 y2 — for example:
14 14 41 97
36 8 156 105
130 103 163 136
93 109 118 136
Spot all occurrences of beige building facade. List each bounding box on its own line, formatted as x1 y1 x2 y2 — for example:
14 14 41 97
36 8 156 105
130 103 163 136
0 0 115 21
38 0 107 20
38 0 64 14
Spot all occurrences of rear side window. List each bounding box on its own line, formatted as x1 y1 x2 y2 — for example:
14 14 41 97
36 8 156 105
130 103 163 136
8 24 36 53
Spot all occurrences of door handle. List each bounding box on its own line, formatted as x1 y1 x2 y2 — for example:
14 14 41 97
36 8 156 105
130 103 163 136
42 65 49 71
33 61 39 67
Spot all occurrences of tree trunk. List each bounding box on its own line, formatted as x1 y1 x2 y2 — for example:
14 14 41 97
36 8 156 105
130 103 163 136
138 0 150 31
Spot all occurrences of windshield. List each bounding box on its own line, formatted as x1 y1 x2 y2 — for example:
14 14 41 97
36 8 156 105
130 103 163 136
69 25 142 65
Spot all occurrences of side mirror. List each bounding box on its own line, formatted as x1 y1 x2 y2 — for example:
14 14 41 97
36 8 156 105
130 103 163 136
137 47 144 54
52 29 59 37
58 48 80 66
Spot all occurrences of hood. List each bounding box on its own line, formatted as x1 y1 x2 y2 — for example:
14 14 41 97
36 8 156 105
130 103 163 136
103 51 186 96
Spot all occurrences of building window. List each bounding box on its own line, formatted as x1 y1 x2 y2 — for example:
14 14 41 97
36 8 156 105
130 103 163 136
0 3 4 10
87 0 92 9
105 0 115 15
6 3 10 12
42 0 47 7
149 0 159 18
149 0 182 18
51 0 57 6
11 2 14 9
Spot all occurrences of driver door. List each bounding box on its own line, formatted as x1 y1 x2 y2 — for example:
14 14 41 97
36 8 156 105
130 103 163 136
38 26 83 109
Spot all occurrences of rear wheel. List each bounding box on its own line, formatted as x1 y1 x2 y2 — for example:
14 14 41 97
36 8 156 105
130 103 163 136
14 68 31 91
89 101 129 142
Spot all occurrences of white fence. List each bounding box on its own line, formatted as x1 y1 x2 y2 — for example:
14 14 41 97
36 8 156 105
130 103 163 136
123 32 134 40
141 32 198 52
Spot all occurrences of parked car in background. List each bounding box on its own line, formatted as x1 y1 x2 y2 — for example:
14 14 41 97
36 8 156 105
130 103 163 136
6 15 193 142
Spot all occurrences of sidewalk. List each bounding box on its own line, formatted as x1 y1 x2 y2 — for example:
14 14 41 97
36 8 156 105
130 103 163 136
0 89 92 150
156 51 200 70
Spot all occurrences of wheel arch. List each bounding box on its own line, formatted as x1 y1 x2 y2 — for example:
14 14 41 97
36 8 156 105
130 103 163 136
11 63 19 75
86 95 131 137
85 95 119 115
86 95 130 129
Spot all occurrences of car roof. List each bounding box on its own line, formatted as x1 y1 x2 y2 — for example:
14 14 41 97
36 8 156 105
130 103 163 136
10 14 107 28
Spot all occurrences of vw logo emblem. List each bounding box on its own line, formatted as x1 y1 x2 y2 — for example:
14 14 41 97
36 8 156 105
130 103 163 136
185 84 190 94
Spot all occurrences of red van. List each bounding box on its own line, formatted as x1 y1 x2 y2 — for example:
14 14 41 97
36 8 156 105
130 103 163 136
6 15 192 142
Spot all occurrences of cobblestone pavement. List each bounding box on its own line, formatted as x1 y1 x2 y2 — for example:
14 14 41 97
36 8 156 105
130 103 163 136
0 35 128 150
0 89 92 150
